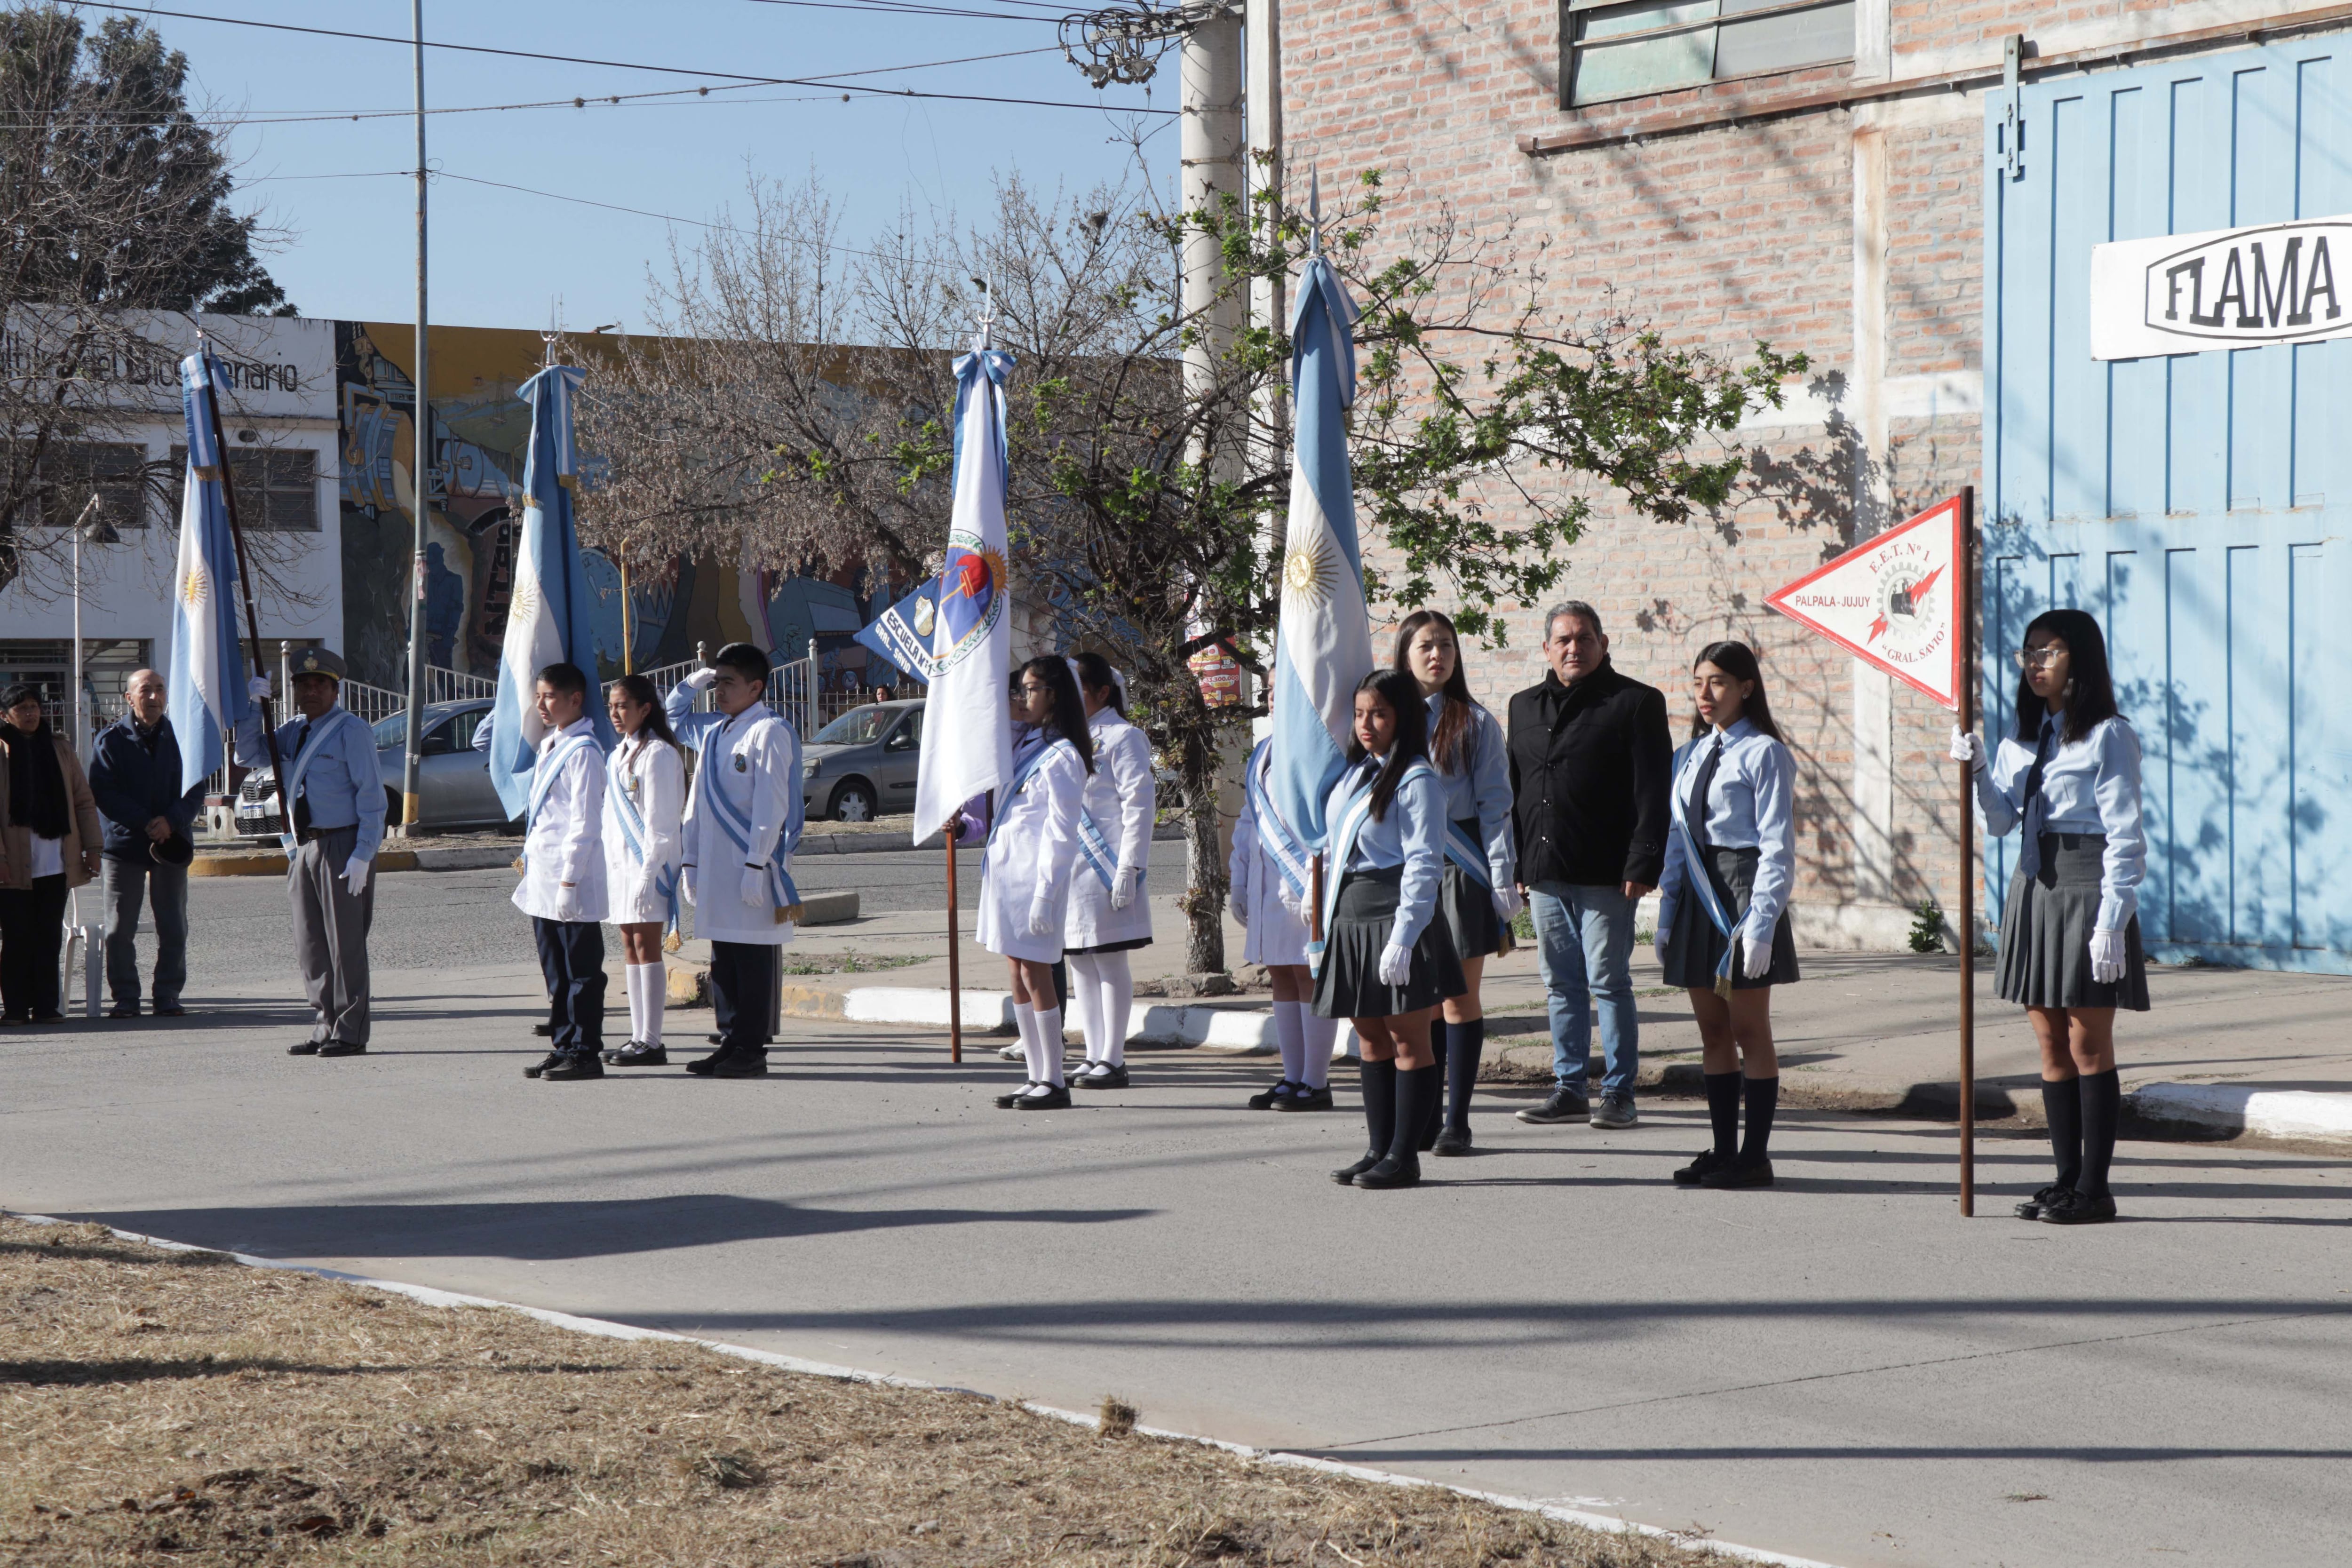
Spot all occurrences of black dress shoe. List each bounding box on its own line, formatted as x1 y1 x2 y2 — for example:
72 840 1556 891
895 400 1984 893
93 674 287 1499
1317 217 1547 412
2014 1183 2068 1220
541 1053 606 1082
711 1051 769 1079
684 1049 731 1077
287 1040 321 1056
2041 1189 2118 1225
1074 1063 1129 1089
1432 1125 1472 1156
107 1003 140 1019
608 1042 669 1067
316 1041 367 1058
32 1011 64 1023
1699 1157 1774 1189
1247 1079 1297 1110
1355 1154 1422 1189
1331 1150 1381 1185
524 1051 563 1079
152 1003 184 1018
1674 1149 1732 1186
1014 1083 1072 1110
1274 1086 1335 1113
994 1081 1040 1109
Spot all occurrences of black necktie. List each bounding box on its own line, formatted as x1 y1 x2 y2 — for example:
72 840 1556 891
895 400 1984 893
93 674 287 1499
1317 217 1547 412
287 721 313 834
1688 736 1725 852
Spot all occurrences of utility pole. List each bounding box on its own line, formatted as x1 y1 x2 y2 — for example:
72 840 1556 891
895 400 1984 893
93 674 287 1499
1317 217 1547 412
1244 0 1281 711
397 0 431 834
1178 7 1244 464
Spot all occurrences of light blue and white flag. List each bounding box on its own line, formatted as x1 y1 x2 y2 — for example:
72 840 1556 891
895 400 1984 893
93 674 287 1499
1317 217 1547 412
485 363 614 817
165 349 252 793
910 343 1016 842
854 580 939 686
1263 253 1372 900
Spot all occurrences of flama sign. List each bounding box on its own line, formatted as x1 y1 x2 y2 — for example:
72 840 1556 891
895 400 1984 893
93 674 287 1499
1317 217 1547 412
2090 216 2350 360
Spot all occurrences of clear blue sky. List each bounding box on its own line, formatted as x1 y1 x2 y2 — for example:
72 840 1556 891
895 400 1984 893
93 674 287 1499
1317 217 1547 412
123 0 1176 327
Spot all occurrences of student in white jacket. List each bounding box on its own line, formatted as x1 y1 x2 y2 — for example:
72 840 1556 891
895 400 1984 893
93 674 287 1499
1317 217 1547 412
511 662 610 1082
1062 652 1154 1089
962 655 1092 1111
600 673 685 1068
665 642 804 1080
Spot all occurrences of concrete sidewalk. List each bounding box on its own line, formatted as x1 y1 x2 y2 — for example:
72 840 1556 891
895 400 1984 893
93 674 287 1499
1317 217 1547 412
753 895 2352 1148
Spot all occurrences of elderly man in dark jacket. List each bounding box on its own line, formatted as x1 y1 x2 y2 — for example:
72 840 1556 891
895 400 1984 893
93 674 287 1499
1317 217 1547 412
88 669 204 1018
1506 603 1673 1130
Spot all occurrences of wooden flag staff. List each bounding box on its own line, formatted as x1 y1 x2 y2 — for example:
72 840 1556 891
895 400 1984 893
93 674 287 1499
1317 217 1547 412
1956 485 1978 1217
195 337 288 840
946 821 962 1064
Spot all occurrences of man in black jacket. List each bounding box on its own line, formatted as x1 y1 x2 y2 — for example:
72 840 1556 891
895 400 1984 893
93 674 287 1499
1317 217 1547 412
1506 603 1672 1129
88 670 204 1018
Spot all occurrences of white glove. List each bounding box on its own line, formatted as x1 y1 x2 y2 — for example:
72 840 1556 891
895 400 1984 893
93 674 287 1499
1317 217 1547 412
2090 927 2127 984
342 857 370 898
1112 864 1141 910
1950 727 1983 770
1741 930 1774 979
1228 886 1249 926
740 866 769 909
248 676 273 703
1377 942 1413 987
1027 898 1056 938
682 667 717 691
1491 883 1524 922
680 866 698 906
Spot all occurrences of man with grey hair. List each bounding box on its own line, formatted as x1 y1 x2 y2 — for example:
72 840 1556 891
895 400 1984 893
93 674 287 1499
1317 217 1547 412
1505 601 1672 1129
87 669 203 1017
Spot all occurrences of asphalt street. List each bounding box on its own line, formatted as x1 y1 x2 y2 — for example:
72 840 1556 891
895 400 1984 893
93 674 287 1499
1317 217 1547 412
4 952 2350 1568
155 835 1194 973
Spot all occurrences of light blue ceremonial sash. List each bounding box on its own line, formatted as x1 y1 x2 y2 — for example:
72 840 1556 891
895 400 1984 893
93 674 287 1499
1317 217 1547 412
608 743 680 931
516 729 602 875
1306 759 1435 978
275 707 367 855
1244 742 1313 901
986 735 1070 849
1442 818 1491 889
1669 745 1738 997
1076 809 1118 890
694 716 801 916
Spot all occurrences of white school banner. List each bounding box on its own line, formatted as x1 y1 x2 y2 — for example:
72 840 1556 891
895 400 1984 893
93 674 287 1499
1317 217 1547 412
1765 493 1964 710
2090 215 2351 360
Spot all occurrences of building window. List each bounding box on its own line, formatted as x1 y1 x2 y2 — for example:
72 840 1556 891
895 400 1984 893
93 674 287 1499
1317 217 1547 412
0 441 151 531
170 445 320 531
1562 0 1855 108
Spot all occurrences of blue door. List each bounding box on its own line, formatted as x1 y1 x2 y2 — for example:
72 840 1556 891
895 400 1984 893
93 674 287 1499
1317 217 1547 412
1986 39 2352 971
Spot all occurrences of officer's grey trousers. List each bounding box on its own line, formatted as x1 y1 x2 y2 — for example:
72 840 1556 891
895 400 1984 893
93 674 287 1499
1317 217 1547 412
290 825 373 1045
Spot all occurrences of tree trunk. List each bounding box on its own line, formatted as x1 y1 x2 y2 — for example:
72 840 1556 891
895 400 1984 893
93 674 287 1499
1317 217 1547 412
1176 724 1227 976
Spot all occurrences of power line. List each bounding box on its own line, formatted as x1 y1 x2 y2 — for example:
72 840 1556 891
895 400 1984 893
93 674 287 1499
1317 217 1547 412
80 3 1175 114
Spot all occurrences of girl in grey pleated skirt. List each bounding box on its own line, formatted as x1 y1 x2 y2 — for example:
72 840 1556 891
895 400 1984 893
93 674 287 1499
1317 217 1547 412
1995 833 2149 1011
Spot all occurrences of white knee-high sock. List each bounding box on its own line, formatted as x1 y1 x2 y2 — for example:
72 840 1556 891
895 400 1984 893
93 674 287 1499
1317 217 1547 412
1299 1009 1337 1089
1096 950 1132 1067
1273 999 1306 1082
1066 952 1103 1063
1013 1002 1041 1082
1033 1007 1066 1086
619 963 640 1043
636 963 665 1044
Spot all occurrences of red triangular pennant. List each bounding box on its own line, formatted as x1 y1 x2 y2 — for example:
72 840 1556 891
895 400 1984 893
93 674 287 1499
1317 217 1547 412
1765 494 1966 710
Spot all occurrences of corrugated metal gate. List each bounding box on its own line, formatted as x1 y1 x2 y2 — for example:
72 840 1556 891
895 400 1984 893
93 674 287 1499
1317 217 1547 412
1985 36 2352 971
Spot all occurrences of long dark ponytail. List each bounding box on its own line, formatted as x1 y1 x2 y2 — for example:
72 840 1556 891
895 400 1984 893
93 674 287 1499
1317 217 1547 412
1020 655 1095 774
1394 608 1478 774
1343 668 1430 822
2014 607 2120 744
1689 640 1784 742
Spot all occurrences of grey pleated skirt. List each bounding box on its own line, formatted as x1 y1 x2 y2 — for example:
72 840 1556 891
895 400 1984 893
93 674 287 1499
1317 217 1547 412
1660 844 1800 990
1312 866 1465 1020
1438 822 1505 965
1995 832 2150 1011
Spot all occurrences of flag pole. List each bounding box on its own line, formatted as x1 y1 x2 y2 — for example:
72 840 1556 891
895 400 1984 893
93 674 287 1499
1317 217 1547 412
946 821 962 1064
196 339 288 840
1957 484 1977 1218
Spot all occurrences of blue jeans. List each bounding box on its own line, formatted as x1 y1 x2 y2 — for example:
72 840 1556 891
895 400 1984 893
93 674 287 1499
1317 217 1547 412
1528 881 1638 1098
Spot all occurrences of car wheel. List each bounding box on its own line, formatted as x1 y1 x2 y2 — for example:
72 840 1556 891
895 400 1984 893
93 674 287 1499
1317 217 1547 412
385 788 404 828
829 779 877 823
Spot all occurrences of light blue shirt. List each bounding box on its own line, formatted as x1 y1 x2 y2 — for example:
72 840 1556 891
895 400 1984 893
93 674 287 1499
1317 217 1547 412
1321 753 1446 952
1657 718 1796 945
1426 692 1517 888
235 700 385 861
1976 712 2145 932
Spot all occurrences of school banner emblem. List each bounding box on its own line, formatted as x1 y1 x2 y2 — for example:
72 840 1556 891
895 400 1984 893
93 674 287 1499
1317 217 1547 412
1765 493 1964 710
2089 215 2349 360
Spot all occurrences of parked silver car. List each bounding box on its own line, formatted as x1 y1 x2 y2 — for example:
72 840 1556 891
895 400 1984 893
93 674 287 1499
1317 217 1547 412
802 699 923 822
234 700 516 838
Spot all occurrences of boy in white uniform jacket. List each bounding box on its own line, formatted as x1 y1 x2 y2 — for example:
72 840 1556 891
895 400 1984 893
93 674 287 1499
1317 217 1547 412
512 662 610 1082
665 641 803 1079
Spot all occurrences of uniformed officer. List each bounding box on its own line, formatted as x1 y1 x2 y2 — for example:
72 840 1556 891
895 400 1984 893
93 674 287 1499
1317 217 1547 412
238 648 384 1057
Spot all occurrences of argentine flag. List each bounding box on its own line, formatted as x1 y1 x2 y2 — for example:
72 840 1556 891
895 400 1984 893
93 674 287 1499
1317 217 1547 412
910 342 1015 841
165 349 252 793
485 363 613 817
1263 254 1373 899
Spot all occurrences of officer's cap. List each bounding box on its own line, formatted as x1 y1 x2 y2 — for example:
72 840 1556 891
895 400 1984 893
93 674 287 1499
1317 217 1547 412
288 646 348 682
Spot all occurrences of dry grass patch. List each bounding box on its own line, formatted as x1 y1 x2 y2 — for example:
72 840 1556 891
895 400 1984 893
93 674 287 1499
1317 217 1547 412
0 1215 1735 1566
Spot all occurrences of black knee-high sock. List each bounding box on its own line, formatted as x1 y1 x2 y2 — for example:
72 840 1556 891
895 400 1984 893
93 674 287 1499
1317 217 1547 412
1444 1018 1486 1134
1705 1071 1742 1158
2077 1068 2121 1198
1419 1020 1449 1150
1389 1065 1438 1164
1358 1058 1398 1159
1739 1075 1779 1165
2042 1076 2083 1193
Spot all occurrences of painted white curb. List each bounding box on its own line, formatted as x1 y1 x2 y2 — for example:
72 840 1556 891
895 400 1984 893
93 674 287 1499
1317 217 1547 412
842 986 1321 1055
2130 1082 2352 1143
7 1209 1843 1568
